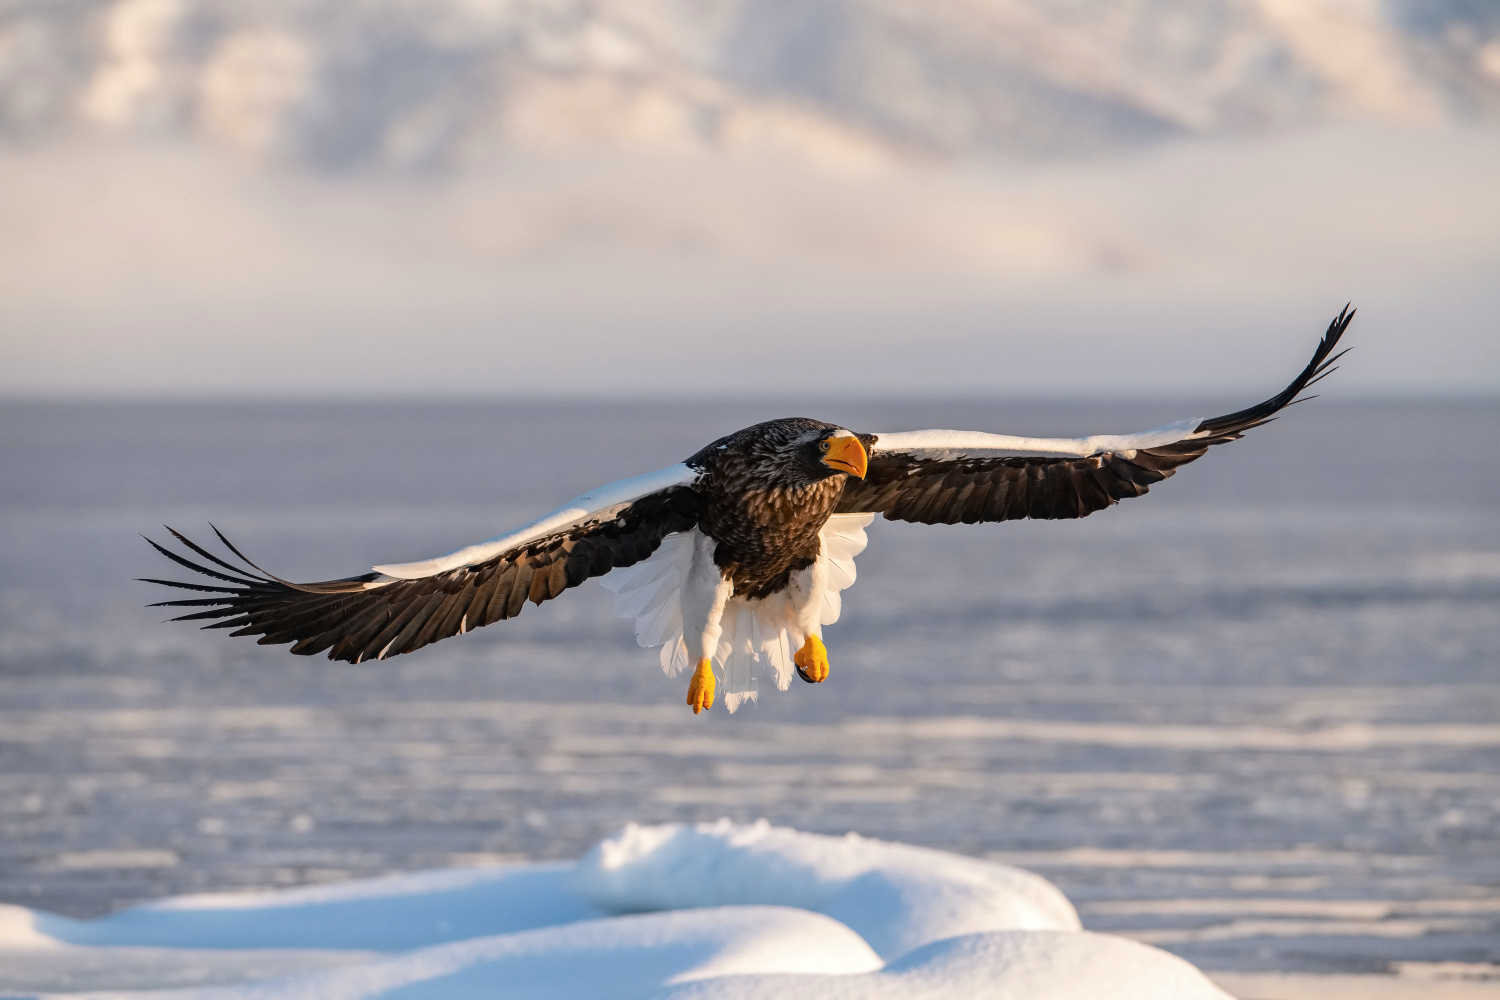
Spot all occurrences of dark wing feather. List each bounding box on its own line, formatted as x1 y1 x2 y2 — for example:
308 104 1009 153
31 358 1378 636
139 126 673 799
837 306 1353 525
143 487 700 663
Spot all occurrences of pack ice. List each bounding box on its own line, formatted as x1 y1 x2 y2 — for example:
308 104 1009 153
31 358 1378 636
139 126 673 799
0 820 1231 999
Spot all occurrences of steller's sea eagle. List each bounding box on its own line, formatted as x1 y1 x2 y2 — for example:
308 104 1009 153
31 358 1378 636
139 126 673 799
145 308 1352 714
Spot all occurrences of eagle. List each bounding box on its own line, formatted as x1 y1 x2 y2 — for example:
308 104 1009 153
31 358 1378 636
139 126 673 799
145 308 1352 714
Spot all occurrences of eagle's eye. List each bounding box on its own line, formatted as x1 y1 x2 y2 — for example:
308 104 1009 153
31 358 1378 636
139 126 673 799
819 440 830 452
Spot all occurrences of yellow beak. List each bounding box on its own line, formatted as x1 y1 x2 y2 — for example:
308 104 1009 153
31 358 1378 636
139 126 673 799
822 435 868 479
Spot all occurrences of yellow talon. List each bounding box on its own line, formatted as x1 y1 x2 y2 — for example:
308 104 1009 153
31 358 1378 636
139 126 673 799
686 658 716 714
794 635 830 684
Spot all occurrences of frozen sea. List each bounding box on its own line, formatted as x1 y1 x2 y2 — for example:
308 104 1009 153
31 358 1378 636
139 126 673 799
0 398 1497 980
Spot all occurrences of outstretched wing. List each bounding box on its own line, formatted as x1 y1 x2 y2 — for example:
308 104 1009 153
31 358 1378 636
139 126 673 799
143 465 703 662
836 307 1353 525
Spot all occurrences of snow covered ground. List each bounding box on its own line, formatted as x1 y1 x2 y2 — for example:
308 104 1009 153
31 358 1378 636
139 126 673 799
0 819 1241 998
1 399 1497 995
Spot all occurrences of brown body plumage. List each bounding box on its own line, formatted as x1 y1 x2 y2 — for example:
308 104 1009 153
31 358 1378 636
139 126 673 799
688 418 871 599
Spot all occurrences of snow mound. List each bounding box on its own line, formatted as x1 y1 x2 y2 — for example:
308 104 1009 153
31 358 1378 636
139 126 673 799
573 818 1080 958
658 930 1229 1000
34 864 601 952
104 907 878 1000
0 821 1230 999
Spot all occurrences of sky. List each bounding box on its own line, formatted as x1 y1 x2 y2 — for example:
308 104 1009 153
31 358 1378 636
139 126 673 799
2 0 1498 400
3 126 1496 400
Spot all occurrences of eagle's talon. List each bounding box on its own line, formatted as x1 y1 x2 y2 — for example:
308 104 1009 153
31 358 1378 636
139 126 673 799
794 635 829 684
686 658 716 714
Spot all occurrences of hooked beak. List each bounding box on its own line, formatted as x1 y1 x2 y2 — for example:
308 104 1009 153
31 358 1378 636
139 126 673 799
822 434 868 479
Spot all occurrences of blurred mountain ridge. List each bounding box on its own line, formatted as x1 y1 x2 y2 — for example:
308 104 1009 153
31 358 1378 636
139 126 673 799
4 0 1500 171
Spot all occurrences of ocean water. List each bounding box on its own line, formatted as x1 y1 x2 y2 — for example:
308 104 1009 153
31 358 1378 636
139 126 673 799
0 398 1496 976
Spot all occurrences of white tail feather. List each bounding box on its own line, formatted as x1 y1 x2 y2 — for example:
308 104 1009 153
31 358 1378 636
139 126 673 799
601 531 693 657
718 605 758 712
604 514 874 712
659 637 690 677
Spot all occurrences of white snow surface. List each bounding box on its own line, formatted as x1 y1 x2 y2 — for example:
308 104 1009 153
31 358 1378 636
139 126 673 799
573 818 1078 959
0 821 1231 999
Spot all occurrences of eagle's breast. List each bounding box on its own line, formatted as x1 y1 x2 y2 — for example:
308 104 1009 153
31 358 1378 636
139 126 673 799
702 477 844 600
683 429 836 601
682 416 849 600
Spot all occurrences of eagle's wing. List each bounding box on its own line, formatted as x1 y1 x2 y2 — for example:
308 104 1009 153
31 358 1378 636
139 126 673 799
143 464 702 662
836 307 1353 525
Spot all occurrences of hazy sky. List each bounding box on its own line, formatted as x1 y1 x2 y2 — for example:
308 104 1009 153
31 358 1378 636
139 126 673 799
2 124 1497 400
4 0 1499 399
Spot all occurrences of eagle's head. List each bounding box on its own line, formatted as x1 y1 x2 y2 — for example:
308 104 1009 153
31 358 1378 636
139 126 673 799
690 418 873 489
773 425 870 487
808 429 870 480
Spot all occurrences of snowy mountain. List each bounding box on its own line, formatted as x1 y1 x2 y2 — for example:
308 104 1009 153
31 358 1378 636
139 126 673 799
4 0 1500 170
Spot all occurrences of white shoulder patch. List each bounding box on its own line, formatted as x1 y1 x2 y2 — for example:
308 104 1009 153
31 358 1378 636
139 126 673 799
871 417 1204 458
372 463 699 581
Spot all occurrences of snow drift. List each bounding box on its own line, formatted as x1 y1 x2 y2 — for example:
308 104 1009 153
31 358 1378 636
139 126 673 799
575 818 1079 959
0 820 1231 999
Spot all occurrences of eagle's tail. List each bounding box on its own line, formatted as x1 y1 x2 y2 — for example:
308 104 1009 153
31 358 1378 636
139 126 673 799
600 516 872 713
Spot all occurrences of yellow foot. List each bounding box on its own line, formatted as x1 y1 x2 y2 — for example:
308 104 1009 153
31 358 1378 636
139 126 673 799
686 658 716 714
794 635 830 684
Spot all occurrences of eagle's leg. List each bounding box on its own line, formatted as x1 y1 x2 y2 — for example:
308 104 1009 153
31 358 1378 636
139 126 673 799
686 658 716 714
681 531 733 714
785 558 831 684
794 635 830 684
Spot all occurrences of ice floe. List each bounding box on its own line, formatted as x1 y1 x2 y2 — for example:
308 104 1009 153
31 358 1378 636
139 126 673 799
0 820 1231 999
